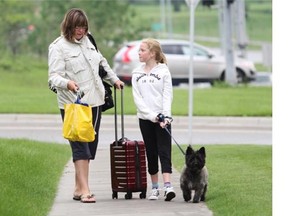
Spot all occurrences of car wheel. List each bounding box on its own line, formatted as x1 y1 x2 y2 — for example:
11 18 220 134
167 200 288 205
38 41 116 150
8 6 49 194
236 68 248 83
219 68 247 83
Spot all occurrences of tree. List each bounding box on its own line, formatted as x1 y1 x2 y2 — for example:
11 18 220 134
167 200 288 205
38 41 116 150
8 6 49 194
172 0 185 12
29 0 148 62
0 0 149 61
202 0 215 8
28 0 72 56
0 0 35 55
67 0 149 62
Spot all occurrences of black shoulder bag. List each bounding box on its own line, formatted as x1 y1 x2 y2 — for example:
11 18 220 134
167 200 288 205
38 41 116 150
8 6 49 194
87 33 114 112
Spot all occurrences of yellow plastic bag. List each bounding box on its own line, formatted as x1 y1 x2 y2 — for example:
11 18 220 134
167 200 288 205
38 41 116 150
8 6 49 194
63 103 95 142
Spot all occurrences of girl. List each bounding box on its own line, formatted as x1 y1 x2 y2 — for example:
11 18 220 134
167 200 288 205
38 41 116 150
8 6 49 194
131 38 175 201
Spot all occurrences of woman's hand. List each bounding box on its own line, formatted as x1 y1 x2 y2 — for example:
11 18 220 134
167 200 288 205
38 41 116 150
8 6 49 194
114 80 125 90
67 80 79 93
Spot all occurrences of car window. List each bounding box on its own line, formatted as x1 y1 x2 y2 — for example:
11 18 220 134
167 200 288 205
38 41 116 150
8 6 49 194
161 45 184 55
170 44 210 57
182 45 190 55
194 46 209 57
161 43 211 57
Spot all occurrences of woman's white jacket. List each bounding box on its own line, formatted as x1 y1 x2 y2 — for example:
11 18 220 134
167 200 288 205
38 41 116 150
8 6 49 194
48 35 119 109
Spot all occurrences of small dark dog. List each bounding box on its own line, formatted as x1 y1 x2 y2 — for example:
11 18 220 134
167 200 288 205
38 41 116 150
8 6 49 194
180 146 208 203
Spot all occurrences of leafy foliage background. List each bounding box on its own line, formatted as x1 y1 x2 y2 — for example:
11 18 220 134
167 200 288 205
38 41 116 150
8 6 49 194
0 0 148 62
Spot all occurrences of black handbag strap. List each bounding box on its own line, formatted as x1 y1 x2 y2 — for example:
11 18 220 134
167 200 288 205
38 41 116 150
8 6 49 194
87 34 109 80
87 33 98 51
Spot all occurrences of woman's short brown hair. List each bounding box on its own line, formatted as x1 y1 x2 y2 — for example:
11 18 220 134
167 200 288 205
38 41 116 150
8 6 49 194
61 8 89 42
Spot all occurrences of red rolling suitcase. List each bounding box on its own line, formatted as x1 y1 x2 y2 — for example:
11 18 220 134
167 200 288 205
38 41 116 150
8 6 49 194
110 88 147 199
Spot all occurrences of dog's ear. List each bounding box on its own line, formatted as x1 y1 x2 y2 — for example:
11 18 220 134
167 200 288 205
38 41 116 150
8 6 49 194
186 146 193 155
199 147 206 158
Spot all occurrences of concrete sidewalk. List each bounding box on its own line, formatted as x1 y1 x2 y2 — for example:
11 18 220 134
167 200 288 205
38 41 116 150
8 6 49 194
48 147 213 216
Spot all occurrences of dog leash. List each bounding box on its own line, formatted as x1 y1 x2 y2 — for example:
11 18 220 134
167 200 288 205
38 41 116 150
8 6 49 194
163 125 186 156
157 115 187 156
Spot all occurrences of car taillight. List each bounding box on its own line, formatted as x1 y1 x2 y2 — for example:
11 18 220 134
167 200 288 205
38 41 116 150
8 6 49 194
122 45 135 63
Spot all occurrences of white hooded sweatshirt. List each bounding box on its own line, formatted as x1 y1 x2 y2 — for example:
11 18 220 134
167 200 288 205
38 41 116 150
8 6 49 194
132 63 173 122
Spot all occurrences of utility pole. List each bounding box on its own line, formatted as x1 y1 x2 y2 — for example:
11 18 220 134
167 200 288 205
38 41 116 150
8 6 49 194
160 0 166 36
185 0 200 146
234 0 248 58
218 0 225 55
223 0 237 84
167 0 174 39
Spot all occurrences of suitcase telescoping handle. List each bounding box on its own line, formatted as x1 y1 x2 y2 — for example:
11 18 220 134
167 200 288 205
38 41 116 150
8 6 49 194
114 86 124 145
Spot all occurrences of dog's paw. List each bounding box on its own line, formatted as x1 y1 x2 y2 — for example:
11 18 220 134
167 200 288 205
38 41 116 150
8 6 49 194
183 194 191 202
192 199 200 203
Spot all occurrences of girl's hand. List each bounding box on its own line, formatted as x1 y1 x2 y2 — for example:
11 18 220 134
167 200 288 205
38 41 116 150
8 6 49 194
160 120 169 128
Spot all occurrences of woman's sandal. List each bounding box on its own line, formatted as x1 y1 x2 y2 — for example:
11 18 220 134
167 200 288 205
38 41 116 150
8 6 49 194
80 194 96 203
73 194 82 201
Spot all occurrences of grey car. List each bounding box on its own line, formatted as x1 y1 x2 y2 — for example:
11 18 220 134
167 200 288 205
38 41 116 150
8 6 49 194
113 39 256 85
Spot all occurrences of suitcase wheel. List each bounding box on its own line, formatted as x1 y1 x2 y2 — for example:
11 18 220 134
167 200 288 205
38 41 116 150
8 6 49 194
125 192 132 200
112 191 118 199
139 191 146 199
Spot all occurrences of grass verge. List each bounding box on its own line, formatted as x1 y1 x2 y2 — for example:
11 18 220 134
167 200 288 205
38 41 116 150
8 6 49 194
173 144 272 216
0 55 272 117
131 2 272 42
0 138 70 216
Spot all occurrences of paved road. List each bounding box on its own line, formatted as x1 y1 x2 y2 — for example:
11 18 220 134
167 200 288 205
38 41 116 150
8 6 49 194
0 114 272 147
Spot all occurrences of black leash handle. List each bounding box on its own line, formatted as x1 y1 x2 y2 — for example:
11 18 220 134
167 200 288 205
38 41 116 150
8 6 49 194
164 126 186 156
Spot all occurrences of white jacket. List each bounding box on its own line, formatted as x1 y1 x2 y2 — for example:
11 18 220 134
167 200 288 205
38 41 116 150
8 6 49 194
48 35 119 109
131 63 173 122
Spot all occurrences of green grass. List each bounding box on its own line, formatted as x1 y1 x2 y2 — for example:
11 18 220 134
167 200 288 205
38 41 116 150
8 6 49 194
192 85 272 116
255 63 272 72
0 138 70 216
99 85 272 117
173 144 272 216
0 56 58 113
0 55 272 116
131 1 272 43
246 1 272 42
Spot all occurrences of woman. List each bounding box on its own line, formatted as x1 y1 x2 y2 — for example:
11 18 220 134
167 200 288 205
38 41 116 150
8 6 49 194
131 38 176 201
48 8 124 203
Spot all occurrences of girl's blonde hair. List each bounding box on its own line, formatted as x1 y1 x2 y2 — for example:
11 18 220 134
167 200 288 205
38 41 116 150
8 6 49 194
142 38 167 64
61 8 89 42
